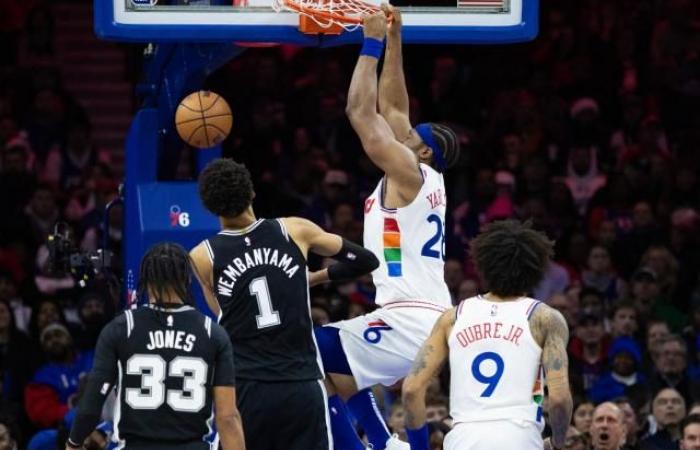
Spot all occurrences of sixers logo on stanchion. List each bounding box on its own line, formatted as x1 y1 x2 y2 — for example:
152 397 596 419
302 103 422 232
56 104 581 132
363 320 393 344
169 205 190 228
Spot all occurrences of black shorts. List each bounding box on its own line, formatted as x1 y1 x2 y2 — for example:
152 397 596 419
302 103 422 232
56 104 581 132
236 379 330 450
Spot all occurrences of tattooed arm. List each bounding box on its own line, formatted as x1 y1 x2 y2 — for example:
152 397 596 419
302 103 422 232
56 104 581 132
530 305 572 450
402 309 454 429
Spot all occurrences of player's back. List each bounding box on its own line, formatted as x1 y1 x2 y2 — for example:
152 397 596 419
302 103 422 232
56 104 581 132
206 218 322 381
111 305 229 449
448 295 544 428
364 163 451 308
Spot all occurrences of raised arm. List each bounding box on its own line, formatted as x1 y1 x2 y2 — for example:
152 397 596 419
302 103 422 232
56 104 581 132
283 217 379 287
531 305 572 450
346 12 422 192
190 243 222 317
402 309 454 450
378 5 412 139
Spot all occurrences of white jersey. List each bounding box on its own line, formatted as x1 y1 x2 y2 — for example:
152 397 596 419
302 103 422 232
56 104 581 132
448 296 544 427
363 163 451 308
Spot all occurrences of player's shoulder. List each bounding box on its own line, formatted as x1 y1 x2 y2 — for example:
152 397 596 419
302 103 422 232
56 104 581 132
528 303 568 346
99 309 133 340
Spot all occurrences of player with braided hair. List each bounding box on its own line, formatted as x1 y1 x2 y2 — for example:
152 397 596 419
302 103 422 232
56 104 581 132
66 242 245 450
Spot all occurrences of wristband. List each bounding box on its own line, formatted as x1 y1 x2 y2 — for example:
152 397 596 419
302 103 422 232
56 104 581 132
66 439 82 449
406 424 429 450
360 38 384 59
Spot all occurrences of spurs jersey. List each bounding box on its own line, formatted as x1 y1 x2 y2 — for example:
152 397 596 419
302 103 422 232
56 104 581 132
363 163 451 308
448 296 544 427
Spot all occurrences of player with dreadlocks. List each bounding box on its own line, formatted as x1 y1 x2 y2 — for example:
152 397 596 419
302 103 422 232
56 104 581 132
66 242 245 450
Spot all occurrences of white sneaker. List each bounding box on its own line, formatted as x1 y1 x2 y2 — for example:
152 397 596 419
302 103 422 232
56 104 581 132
385 434 411 450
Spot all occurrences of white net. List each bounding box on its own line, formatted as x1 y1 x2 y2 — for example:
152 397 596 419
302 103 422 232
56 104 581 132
271 0 381 31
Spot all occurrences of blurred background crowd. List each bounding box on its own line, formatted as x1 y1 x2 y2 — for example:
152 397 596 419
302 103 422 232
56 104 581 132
1 0 700 449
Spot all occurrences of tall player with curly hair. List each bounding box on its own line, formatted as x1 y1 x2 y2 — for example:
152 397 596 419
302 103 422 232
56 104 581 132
190 159 379 450
402 220 573 450
314 9 462 450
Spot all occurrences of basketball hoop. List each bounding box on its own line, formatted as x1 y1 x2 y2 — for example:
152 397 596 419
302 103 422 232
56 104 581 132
272 0 382 34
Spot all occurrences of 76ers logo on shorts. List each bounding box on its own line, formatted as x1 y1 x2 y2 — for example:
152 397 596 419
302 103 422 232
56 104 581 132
363 320 392 344
169 205 190 228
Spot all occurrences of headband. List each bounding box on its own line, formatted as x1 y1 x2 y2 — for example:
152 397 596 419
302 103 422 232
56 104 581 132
415 123 447 172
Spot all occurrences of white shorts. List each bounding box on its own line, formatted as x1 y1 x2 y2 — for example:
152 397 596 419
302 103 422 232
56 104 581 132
329 300 446 390
444 420 543 450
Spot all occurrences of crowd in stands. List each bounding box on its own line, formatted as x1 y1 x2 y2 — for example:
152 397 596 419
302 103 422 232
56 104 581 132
1 0 700 448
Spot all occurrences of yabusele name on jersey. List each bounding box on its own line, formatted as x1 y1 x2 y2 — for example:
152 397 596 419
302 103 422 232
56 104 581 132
454 322 525 348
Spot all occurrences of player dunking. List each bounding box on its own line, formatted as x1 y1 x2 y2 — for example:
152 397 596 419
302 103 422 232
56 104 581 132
65 243 245 450
313 8 461 450
190 159 379 450
403 221 573 450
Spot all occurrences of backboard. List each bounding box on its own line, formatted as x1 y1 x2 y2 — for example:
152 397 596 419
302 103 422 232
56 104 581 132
95 0 538 45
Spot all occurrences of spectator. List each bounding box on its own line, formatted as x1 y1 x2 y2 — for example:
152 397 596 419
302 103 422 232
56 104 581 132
564 144 607 216
23 183 59 248
569 313 611 395
0 272 30 333
641 245 680 303
72 291 110 352
611 301 639 339
640 388 686 450
589 402 627 450
648 321 673 358
589 337 648 404
23 323 93 428
614 397 641 450
680 414 700 450
0 299 37 403
549 292 580 331
579 288 607 323
387 401 407 441
0 143 36 216
41 117 110 191
632 268 685 333
425 395 449 424
27 298 67 342
582 245 627 303
572 400 594 435
648 336 698 407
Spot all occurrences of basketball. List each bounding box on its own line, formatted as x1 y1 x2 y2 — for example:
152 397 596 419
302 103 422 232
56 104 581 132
175 91 233 149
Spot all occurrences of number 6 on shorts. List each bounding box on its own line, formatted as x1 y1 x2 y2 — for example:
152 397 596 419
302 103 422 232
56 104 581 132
471 351 504 397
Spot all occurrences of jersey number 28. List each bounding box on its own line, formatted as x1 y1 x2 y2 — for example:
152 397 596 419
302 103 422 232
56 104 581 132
125 355 208 412
421 214 446 261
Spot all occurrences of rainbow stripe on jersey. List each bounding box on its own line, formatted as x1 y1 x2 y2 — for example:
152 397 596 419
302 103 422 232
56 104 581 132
383 217 402 277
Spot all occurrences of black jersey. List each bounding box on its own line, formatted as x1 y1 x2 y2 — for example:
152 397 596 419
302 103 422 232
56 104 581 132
92 305 235 449
205 218 322 382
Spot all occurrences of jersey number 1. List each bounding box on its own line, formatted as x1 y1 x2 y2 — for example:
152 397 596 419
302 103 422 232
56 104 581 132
250 276 281 329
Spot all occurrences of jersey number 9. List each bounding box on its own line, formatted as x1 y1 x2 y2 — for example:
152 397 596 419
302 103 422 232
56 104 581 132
471 352 504 398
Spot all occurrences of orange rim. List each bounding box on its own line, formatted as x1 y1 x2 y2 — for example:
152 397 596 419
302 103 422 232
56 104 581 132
282 0 380 25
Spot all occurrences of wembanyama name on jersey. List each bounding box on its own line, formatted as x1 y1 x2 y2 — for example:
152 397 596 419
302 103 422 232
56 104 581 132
216 247 300 297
